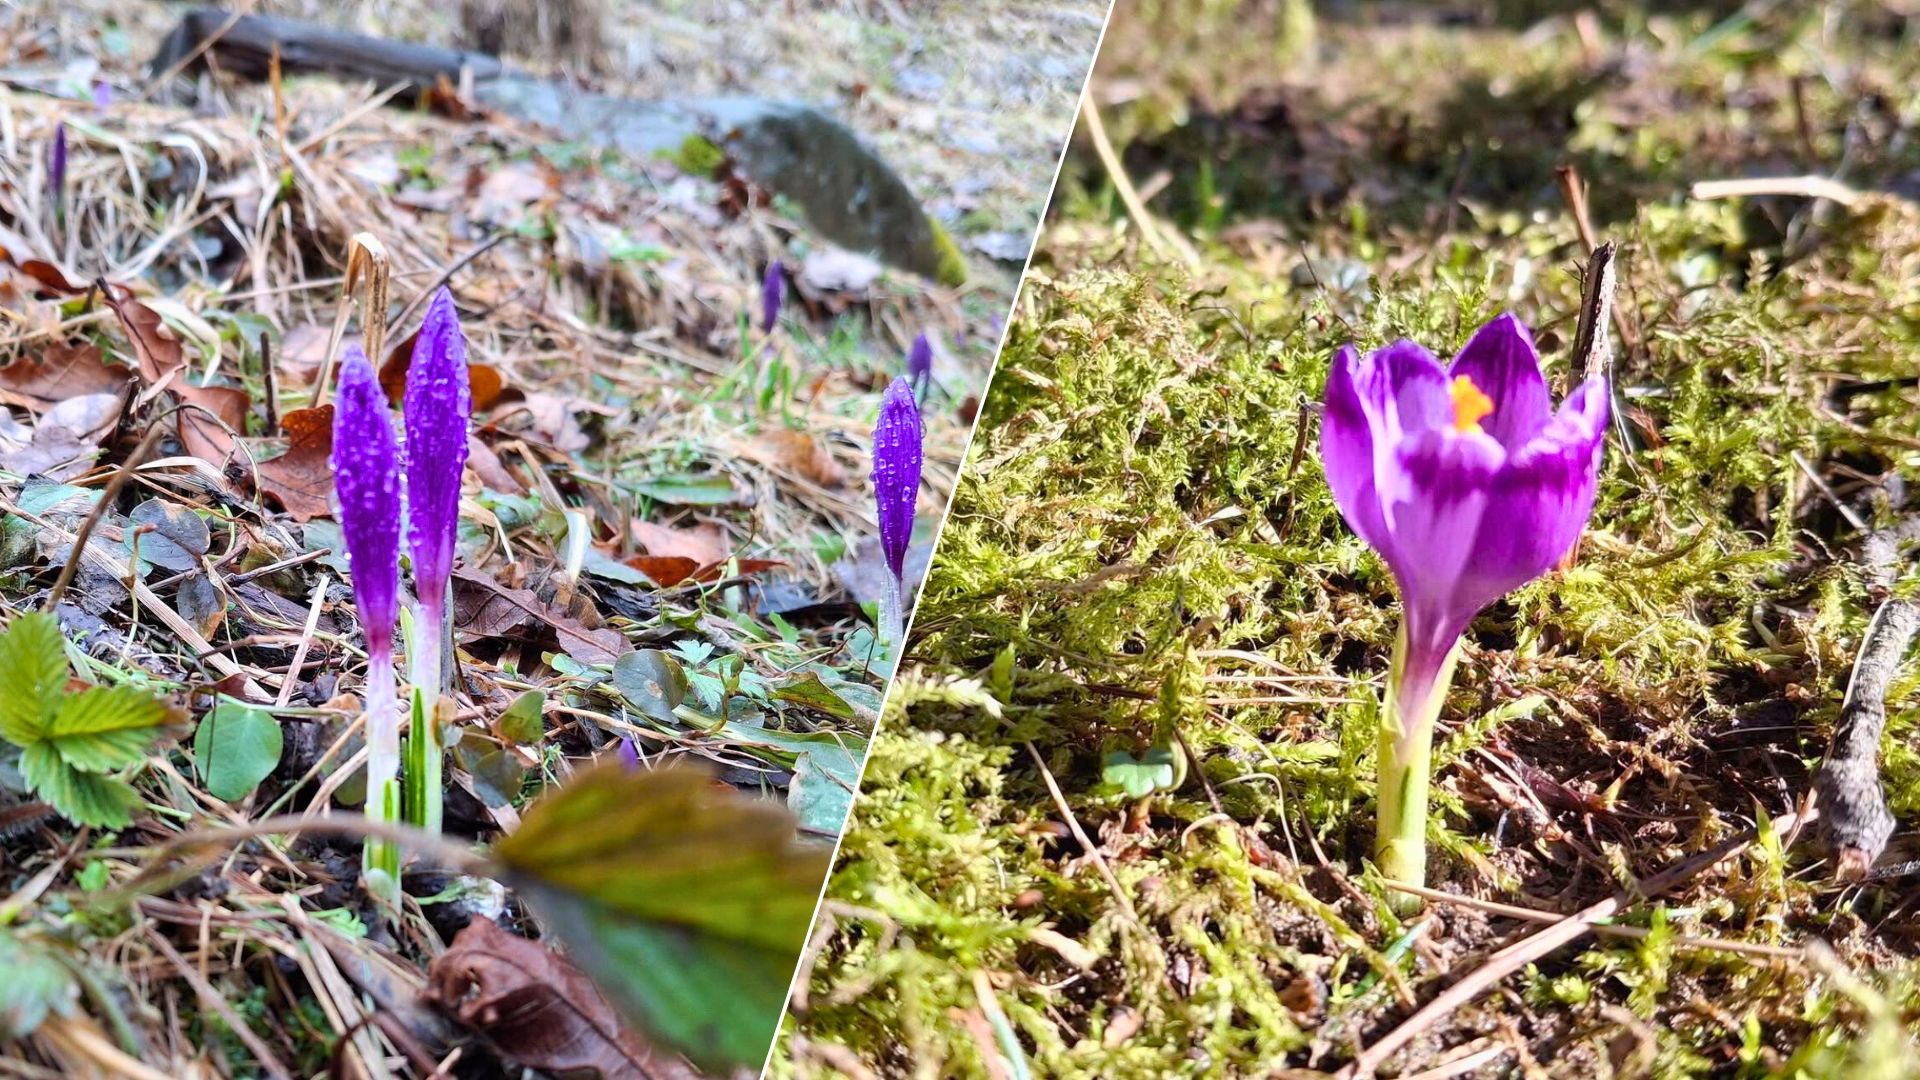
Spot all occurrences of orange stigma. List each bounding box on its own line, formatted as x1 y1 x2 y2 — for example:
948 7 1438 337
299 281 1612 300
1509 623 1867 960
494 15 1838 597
1449 374 1494 434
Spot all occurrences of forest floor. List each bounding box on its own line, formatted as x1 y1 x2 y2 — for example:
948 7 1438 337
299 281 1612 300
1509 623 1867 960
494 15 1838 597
0 0 1099 1076
775 3 1920 1078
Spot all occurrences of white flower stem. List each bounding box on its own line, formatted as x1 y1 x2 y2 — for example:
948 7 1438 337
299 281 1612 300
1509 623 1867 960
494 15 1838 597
361 644 401 911
403 602 446 837
1375 623 1461 914
880 572 905 660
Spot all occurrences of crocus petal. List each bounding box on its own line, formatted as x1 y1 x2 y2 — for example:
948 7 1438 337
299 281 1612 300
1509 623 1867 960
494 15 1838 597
871 377 923 581
403 286 472 607
1458 377 1609 606
761 261 783 333
1322 345 1393 557
49 123 67 204
1447 313 1551 450
331 346 402 653
1380 427 1505 650
908 332 932 393
1352 340 1453 443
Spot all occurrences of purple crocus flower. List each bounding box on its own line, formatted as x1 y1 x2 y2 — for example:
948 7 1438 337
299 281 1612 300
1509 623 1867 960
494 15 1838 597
907 332 932 399
761 260 784 333
403 286 472 620
91 81 112 112
331 345 404 904
332 346 402 646
401 286 470 839
870 376 923 649
1321 313 1607 896
49 122 67 212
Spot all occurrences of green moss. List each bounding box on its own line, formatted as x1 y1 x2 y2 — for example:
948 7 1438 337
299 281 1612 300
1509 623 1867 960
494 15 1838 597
661 134 727 176
928 218 969 287
775 5 1920 1078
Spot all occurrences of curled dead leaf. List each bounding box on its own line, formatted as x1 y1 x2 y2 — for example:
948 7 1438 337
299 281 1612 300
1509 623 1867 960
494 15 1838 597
753 429 846 488
425 917 707 1080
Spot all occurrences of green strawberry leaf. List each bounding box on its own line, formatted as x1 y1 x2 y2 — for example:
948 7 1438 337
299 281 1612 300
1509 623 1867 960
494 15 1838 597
25 752 140 829
0 935 79 1041
46 686 173 774
0 612 69 747
191 699 283 802
492 763 831 1070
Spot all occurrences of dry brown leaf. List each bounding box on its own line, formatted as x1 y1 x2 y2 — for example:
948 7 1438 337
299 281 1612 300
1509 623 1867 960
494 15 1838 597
380 327 509 411
754 429 847 488
424 917 706 1080
452 567 631 664
630 520 732 567
101 289 250 464
254 405 335 522
623 555 701 587
0 341 128 408
468 435 527 494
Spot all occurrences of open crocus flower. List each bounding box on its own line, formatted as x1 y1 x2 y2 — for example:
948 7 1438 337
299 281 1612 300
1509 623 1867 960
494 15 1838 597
1321 313 1608 897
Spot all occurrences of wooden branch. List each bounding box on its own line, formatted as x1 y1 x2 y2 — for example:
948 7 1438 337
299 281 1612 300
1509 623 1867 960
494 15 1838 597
1814 515 1920 879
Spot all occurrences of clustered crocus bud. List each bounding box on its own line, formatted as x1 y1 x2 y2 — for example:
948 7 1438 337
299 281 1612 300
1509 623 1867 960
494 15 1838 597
400 285 471 839
331 344 404 905
1321 313 1607 900
761 260 784 333
404 286 472 625
907 332 932 399
91 82 112 112
871 376 923 650
49 122 67 213
332 346 402 646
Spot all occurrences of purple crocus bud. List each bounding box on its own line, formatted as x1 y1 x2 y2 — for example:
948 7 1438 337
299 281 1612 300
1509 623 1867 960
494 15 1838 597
872 376 923 583
616 738 640 769
907 332 932 397
49 122 67 209
331 346 402 653
91 81 112 112
761 260 783 333
1321 313 1608 691
403 286 473 615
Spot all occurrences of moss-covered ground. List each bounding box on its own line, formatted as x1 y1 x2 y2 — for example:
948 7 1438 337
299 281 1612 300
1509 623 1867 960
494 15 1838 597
772 3 1920 1077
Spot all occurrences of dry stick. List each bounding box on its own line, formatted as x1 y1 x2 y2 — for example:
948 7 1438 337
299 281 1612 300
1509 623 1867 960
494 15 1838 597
1813 515 1920 879
1691 175 1863 209
389 234 508 332
1076 95 1199 268
142 927 295 1080
1023 741 1143 927
1384 881 1807 961
42 420 169 612
1344 807 1810 1079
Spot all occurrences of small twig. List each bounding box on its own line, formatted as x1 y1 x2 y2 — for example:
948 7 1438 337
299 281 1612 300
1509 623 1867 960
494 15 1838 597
1813 515 1920 879
390 234 507 332
43 421 169 612
1691 175 1862 208
1076 96 1197 268
142 928 295 1080
1555 165 1599 255
1384 880 1807 961
1023 741 1142 927
1345 806 1811 1079
140 813 490 883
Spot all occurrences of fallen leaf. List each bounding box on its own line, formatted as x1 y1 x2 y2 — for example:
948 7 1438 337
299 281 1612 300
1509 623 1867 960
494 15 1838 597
832 523 937 608
623 556 701 587
0 342 127 408
424 917 705 1080
452 567 631 665
125 498 210 572
253 405 335 522
753 429 846 488
0 393 122 480
468 435 526 494
519 392 589 452
101 290 250 464
492 763 830 1071
796 248 882 299
381 328 510 411
631 520 731 567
